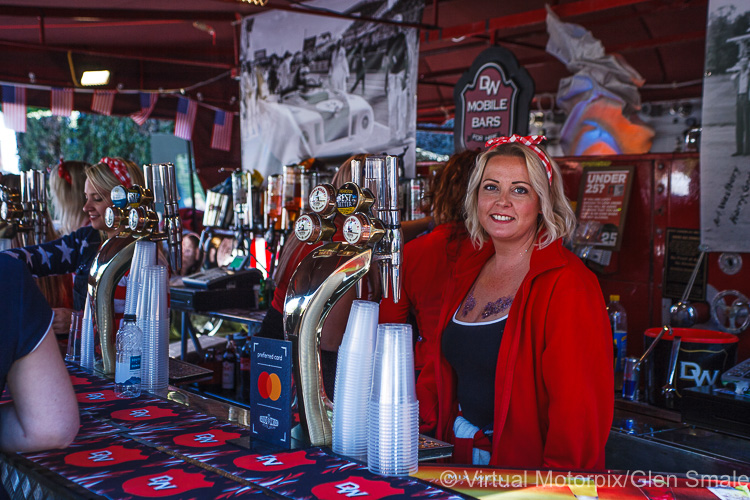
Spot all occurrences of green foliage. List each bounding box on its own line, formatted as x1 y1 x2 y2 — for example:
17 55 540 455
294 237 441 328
706 6 750 74
16 110 171 171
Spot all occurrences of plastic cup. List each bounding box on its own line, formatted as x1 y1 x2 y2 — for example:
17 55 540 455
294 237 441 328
65 311 83 363
366 323 418 476
80 298 95 370
622 357 640 401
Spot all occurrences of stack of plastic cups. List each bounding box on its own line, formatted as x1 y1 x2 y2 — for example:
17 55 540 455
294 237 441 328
331 300 379 462
79 296 96 370
136 265 169 392
367 323 419 476
124 240 157 316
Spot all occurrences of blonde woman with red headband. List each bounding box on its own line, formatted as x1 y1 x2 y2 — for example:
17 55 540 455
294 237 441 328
3 158 145 333
417 136 613 470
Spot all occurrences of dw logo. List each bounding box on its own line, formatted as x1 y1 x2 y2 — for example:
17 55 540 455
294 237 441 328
88 450 114 462
335 481 368 497
479 75 501 96
193 433 217 444
256 455 283 466
679 361 720 387
147 475 177 490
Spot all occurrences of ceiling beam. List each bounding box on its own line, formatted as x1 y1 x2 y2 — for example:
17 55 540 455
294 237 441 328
418 28 705 81
421 0 655 44
0 39 234 69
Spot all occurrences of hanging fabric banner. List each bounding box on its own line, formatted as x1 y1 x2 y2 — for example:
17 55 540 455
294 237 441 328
239 0 423 177
700 0 750 252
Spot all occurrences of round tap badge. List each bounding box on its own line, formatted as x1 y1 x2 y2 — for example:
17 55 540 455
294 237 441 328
309 185 332 214
105 207 116 228
128 208 140 231
343 215 363 244
110 185 128 208
294 214 314 242
336 183 360 216
0 201 8 221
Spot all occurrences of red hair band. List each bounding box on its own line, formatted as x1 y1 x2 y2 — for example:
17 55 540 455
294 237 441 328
57 158 72 185
485 135 553 185
99 157 132 188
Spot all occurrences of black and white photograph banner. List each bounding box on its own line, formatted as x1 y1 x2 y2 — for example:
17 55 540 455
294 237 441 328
701 0 750 252
240 0 423 177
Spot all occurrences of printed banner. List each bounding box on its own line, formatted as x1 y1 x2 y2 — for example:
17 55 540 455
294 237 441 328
700 0 750 251
239 0 423 177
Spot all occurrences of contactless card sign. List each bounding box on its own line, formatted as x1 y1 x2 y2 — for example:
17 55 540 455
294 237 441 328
454 46 534 152
250 337 292 449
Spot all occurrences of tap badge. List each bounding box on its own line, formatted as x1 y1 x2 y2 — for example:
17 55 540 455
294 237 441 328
336 185 359 216
295 215 314 241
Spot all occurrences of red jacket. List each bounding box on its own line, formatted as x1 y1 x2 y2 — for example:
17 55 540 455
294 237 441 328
379 222 469 370
417 238 614 471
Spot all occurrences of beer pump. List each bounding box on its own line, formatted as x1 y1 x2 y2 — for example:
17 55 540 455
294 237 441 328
89 163 182 375
0 169 48 246
284 154 403 446
231 170 254 258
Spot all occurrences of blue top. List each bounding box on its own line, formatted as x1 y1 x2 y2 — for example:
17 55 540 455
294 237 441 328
2 226 101 311
0 254 53 396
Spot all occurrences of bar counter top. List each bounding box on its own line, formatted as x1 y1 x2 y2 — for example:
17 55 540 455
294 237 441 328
3 364 750 499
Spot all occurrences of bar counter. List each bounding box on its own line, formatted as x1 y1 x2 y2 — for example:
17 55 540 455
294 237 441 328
3 363 750 499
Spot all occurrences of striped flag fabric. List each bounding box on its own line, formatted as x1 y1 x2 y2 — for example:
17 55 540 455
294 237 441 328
51 88 74 117
91 90 116 116
130 92 158 126
210 109 233 151
1 85 27 133
174 97 197 141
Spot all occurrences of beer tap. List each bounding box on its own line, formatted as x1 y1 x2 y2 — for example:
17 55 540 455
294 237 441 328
285 154 403 446
0 184 23 240
92 163 184 375
28 170 48 245
363 155 403 302
231 170 254 258
0 170 48 246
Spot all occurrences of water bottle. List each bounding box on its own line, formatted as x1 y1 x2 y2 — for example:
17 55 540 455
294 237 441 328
222 334 237 391
114 314 142 398
607 295 628 373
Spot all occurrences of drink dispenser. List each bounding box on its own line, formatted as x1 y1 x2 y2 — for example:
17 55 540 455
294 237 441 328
284 154 403 446
90 163 183 375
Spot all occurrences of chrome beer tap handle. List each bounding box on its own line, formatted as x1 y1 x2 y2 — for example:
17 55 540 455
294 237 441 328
159 163 183 273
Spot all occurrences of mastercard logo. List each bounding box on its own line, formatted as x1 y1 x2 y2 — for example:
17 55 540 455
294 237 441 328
257 371 282 401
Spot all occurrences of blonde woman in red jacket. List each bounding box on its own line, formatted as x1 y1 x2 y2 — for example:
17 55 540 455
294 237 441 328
416 136 613 470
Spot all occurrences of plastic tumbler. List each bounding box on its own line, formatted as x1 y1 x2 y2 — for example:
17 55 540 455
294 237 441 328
65 311 83 363
622 357 640 401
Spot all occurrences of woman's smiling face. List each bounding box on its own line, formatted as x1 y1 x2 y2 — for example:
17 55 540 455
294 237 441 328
477 154 541 245
82 178 111 232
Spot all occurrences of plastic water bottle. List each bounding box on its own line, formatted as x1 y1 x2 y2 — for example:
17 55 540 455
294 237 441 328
115 314 142 398
607 295 628 373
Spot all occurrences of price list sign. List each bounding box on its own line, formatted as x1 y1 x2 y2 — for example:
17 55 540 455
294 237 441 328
576 166 634 250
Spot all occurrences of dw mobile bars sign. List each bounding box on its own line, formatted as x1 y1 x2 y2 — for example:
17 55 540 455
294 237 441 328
454 46 535 152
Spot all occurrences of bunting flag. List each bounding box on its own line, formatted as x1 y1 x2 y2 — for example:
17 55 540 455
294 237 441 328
1 85 27 133
210 110 233 151
130 92 158 126
51 88 74 117
174 97 197 141
91 90 116 116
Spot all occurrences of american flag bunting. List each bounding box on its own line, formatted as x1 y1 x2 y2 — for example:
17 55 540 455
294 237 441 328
2 85 27 133
130 92 158 126
210 110 233 151
174 97 197 141
91 90 116 116
51 88 74 117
